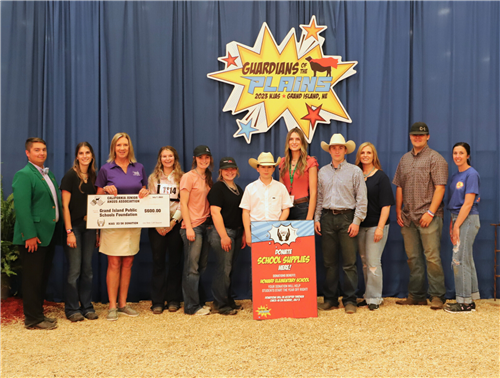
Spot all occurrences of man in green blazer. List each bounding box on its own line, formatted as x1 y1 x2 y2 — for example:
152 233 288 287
13 137 63 330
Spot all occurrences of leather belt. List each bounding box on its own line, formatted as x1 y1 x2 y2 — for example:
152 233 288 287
293 196 309 205
325 208 353 215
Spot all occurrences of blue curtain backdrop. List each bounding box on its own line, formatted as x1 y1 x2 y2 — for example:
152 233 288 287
2 1 499 302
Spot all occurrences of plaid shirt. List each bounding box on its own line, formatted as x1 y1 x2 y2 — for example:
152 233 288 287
392 145 448 226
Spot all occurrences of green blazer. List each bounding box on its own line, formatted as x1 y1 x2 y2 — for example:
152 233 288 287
12 163 64 246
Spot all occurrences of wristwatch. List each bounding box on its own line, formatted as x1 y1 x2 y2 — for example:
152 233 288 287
66 229 73 234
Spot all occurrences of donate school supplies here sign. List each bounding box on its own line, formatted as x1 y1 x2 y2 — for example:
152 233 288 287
251 220 317 320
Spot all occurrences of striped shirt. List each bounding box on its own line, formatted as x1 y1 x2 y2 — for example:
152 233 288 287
392 145 448 226
314 160 367 225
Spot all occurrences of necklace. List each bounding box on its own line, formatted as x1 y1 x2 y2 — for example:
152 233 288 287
223 180 240 196
194 168 205 180
363 166 376 179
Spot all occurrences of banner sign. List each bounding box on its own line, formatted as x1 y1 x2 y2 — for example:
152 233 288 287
251 220 317 320
208 16 358 144
86 194 170 229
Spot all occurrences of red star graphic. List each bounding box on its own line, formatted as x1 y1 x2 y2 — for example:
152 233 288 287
221 52 238 68
300 18 326 41
301 104 325 129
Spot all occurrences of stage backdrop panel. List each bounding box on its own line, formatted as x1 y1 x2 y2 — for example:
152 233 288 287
1 1 499 302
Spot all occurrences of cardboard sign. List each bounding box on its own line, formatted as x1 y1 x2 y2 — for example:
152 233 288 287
86 194 170 229
251 220 317 320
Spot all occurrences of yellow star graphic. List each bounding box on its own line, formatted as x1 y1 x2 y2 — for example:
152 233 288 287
300 17 326 41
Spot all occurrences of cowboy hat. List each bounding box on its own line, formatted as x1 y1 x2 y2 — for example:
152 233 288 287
321 133 356 154
248 152 281 169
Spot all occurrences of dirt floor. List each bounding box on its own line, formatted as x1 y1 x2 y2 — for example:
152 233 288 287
1 297 499 377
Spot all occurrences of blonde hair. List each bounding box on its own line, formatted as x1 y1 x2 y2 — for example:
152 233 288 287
107 133 136 163
72 142 97 193
280 127 308 179
355 142 382 170
217 168 240 182
149 146 184 186
191 155 214 188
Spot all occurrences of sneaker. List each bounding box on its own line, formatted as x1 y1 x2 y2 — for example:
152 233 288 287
430 297 444 310
84 312 99 320
368 304 379 311
68 313 85 322
152 306 164 315
444 303 473 314
107 309 118 321
167 302 180 312
344 303 357 314
446 301 476 311
396 298 428 306
194 307 210 315
118 305 139 317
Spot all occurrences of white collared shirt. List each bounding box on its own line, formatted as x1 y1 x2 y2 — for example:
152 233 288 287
240 178 292 221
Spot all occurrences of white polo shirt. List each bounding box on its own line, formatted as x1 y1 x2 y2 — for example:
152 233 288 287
239 178 292 221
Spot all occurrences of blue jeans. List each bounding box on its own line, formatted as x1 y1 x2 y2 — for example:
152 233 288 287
63 222 96 317
400 217 446 302
148 223 184 309
288 201 309 220
208 227 243 310
358 224 389 305
180 219 212 314
451 213 480 304
320 210 358 306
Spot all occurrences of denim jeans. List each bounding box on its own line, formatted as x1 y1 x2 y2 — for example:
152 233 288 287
63 222 96 317
180 219 212 314
288 201 309 220
320 210 358 306
148 222 184 309
400 216 446 302
358 224 389 305
451 213 480 303
208 227 243 310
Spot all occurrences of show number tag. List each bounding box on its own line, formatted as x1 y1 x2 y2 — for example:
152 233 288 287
158 184 178 199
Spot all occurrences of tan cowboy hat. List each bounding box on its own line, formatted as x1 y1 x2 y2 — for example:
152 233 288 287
321 133 356 154
249 152 281 169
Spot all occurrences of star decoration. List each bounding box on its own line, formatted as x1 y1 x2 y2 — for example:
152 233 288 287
301 104 326 129
300 16 327 41
221 52 238 68
234 119 258 143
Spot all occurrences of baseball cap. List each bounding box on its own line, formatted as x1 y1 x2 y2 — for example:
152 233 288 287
193 145 212 157
409 122 429 135
219 157 238 169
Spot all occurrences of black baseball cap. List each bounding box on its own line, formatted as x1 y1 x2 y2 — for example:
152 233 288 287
219 157 238 169
193 145 212 157
409 122 429 135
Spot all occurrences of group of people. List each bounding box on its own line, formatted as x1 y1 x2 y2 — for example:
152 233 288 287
12 122 481 329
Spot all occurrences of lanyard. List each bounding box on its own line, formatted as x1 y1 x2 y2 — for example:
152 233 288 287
288 162 298 193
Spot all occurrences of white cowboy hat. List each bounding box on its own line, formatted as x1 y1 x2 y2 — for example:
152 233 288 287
321 133 356 154
249 152 281 169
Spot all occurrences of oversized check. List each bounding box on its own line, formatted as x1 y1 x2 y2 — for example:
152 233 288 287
86 194 170 229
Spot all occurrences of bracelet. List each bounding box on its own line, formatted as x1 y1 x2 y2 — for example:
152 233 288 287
427 210 434 218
